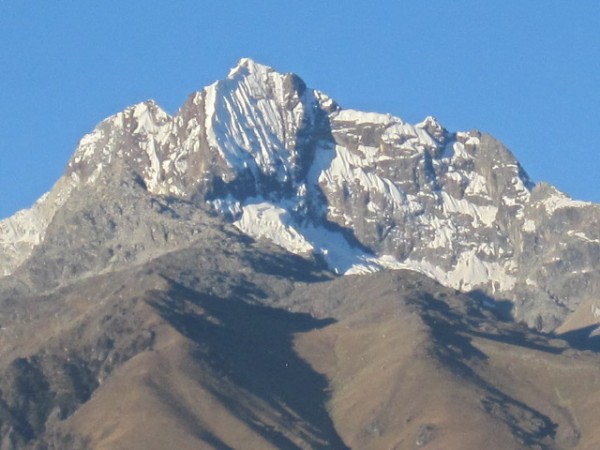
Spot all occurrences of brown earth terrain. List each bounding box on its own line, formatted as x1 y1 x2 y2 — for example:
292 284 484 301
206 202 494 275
0 230 598 449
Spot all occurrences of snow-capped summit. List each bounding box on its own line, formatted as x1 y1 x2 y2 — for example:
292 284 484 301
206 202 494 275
0 59 598 331
227 57 272 78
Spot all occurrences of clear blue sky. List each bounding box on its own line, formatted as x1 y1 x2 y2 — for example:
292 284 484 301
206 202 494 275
1 1 598 219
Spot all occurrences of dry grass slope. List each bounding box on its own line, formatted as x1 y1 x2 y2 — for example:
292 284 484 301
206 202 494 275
0 239 599 449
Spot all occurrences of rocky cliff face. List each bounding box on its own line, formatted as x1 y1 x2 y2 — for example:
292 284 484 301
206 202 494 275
1 58 598 330
1 58 600 449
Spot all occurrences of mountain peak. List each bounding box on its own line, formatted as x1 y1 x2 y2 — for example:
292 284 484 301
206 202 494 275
227 57 274 79
1 58 600 449
0 59 598 334
417 115 446 141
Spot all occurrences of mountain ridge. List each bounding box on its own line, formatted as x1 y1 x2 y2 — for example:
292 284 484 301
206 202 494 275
1 58 599 331
0 58 600 448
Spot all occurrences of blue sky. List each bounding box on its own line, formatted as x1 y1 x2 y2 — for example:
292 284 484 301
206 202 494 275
1 1 598 219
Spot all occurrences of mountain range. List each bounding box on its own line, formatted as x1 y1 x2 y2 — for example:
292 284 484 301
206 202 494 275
0 59 599 449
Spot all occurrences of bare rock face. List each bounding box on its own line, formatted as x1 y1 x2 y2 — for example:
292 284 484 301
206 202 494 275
0 55 599 446
0 58 598 333
1 233 600 449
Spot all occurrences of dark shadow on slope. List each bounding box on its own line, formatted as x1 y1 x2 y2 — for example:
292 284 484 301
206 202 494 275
421 294 565 358
417 294 489 365
469 327 566 356
198 432 236 450
467 289 514 322
242 247 333 284
558 325 600 351
414 293 558 446
147 281 349 450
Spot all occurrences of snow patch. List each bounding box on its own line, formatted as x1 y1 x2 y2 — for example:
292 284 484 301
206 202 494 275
319 145 409 209
441 191 497 227
403 251 516 292
464 173 490 197
231 198 408 274
567 230 600 244
425 216 456 249
523 219 536 233
234 201 313 254
202 62 316 186
542 192 592 214
333 109 396 125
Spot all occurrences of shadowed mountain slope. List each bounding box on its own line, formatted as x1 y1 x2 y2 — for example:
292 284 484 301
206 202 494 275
0 229 599 448
0 59 599 449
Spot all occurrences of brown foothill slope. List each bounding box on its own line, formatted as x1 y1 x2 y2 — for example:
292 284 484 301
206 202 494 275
1 239 600 449
63 285 346 450
287 271 600 450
